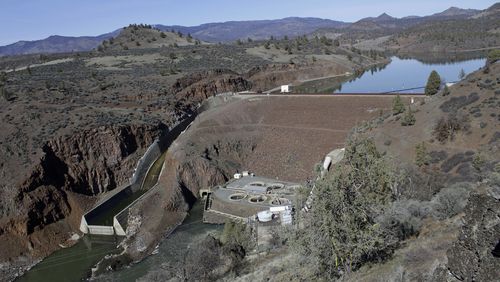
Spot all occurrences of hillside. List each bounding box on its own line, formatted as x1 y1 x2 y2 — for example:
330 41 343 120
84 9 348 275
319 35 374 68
383 8 500 53
97 25 200 52
318 5 493 51
0 33 387 280
157 17 347 42
0 31 118 56
215 57 500 282
0 17 347 56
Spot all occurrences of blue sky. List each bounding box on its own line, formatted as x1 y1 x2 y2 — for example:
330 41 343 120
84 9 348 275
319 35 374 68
0 0 497 45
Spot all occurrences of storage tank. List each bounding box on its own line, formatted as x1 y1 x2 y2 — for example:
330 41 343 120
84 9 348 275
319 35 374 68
257 210 273 222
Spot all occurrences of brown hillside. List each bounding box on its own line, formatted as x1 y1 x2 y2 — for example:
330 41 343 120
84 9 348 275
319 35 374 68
98 25 200 52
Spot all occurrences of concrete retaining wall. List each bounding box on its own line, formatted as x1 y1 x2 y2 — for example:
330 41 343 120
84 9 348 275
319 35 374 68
80 95 236 236
114 158 167 234
113 217 126 236
129 140 162 192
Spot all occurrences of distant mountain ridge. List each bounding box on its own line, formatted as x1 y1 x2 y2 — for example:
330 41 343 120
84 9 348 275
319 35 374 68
0 30 120 56
431 6 479 17
0 5 491 56
155 17 347 42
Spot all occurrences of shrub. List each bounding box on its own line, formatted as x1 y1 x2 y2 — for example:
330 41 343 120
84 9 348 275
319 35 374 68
472 154 485 173
439 92 479 112
486 49 500 65
376 200 432 241
429 150 448 164
221 220 254 252
431 182 472 219
441 152 472 173
433 113 469 143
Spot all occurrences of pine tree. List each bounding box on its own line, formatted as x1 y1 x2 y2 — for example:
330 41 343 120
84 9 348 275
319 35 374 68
425 70 441 96
401 105 416 126
458 69 466 79
415 142 430 167
392 94 405 115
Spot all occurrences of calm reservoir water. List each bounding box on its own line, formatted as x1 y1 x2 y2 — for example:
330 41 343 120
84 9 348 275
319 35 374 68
335 56 486 93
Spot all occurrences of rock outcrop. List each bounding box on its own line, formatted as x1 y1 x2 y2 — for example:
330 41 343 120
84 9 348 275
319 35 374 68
173 69 251 104
447 191 500 281
0 123 167 261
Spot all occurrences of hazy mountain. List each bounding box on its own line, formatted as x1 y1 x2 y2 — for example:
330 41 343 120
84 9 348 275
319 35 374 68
431 6 480 17
0 30 119 56
359 13 397 22
324 5 483 38
156 17 348 42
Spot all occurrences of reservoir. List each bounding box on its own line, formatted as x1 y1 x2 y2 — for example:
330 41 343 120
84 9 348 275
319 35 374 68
336 56 487 93
295 55 486 94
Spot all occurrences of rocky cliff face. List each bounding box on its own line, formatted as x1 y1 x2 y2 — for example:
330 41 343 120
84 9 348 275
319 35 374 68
172 69 251 105
246 62 351 92
0 122 166 261
21 123 166 196
447 191 500 281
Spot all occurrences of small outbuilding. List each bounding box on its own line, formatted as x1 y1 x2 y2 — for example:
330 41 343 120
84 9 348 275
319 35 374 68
280 85 291 93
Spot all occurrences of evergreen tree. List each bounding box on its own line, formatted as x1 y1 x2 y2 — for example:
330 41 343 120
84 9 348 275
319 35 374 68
415 142 430 167
401 105 416 126
292 137 399 278
458 69 466 79
424 70 441 96
392 94 405 115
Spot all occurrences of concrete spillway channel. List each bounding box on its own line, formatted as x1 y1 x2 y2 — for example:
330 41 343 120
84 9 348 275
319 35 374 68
79 94 236 236
79 114 196 236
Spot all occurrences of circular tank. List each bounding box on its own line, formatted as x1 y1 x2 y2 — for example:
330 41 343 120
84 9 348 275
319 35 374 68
229 193 246 201
248 195 267 203
271 197 291 206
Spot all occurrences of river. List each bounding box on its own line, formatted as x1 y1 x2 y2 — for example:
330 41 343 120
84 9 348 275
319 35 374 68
94 202 222 281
